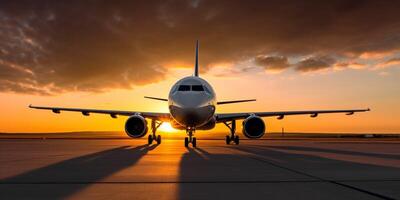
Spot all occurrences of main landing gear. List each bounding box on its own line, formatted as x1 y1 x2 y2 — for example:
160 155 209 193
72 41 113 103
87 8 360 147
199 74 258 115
185 128 197 147
223 120 239 145
148 120 162 145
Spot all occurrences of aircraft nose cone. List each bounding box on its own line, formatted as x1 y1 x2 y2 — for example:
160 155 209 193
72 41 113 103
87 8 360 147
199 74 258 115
169 105 215 127
173 93 209 108
183 109 198 125
171 107 200 126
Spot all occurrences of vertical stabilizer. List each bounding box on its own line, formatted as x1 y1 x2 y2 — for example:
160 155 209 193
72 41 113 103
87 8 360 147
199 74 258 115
194 40 199 77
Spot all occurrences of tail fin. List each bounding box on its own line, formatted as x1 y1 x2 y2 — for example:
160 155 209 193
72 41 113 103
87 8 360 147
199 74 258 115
194 40 199 77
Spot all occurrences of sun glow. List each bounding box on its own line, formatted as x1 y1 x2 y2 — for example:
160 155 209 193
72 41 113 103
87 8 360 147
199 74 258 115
159 122 176 132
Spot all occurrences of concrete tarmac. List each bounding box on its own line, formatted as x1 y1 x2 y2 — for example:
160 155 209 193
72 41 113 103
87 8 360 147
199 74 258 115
1 138 399 199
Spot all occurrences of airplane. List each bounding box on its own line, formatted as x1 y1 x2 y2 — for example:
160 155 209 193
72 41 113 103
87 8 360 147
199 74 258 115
29 41 370 147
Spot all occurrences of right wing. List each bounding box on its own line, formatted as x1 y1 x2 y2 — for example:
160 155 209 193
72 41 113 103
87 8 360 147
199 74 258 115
216 108 370 122
217 99 256 105
29 105 171 121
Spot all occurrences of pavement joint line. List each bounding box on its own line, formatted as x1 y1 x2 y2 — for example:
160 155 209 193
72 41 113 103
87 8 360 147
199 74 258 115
1 179 399 185
230 146 397 200
0 180 327 184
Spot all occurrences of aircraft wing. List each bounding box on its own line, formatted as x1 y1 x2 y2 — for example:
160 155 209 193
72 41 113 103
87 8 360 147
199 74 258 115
29 105 171 121
216 108 370 122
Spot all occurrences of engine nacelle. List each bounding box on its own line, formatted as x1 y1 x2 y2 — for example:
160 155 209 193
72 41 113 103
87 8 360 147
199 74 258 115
242 115 265 139
125 115 148 138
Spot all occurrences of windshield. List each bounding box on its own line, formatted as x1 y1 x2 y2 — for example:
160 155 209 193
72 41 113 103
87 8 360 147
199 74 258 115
177 85 205 92
192 85 204 91
178 85 191 91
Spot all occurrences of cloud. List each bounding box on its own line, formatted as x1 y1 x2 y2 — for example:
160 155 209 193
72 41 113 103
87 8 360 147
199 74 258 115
1 0 400 94
334 62 366 70
295 56 336 72
358 51 395 59
255 56 290 72
377 58 400 69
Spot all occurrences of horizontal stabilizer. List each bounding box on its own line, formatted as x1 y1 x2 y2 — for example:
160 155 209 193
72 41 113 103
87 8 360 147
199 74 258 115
217 99 256 105
144 96 168 101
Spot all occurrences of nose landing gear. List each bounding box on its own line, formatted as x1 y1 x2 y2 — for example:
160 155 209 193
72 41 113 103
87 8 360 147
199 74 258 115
185 128 197 147
223 120 239 145
148 120 162 145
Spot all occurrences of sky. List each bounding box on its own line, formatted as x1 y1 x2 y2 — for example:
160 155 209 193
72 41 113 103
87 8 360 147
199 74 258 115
1 0 400 133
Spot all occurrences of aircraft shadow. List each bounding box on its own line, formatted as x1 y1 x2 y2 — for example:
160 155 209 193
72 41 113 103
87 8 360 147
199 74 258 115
230 145 400 176
262 145 400 160
177 145 400 200
0 144 158 199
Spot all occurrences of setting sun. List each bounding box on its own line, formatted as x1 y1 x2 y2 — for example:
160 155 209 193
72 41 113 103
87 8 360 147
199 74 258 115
159 122 176 133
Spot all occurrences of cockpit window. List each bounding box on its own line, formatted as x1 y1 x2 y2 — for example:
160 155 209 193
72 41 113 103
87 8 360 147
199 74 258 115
177 84 205 92
178 85 191 91
192 85 204 91
203 85 211 94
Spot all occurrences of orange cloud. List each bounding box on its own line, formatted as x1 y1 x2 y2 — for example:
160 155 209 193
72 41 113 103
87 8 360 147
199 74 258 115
334 62 366 70
376 58 400 69
359 51 395 59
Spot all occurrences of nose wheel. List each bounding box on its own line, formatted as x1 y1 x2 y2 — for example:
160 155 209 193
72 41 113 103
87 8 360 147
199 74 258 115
184 136 197 147
185 129 197 147
224 120 239 145
148 120 162 145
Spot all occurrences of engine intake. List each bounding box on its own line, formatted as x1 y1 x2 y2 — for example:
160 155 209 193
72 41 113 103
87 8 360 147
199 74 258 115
242 115 265 138
125 115 148 138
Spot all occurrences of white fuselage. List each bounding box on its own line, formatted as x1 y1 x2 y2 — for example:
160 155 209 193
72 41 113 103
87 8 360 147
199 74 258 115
168 76 216 129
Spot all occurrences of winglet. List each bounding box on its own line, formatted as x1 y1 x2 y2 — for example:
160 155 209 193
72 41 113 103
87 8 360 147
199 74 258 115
194 40 199 77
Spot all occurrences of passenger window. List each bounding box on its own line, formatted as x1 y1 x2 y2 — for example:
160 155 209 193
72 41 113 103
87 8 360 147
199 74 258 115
178 85 191 91
192 85 204 91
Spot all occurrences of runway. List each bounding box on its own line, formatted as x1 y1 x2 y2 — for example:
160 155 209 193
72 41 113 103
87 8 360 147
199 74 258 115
1 138 399 199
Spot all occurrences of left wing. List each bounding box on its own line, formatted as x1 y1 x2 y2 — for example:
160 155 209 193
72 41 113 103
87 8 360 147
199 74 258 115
144 96 168 101
216 108 370 122
29 105 171 121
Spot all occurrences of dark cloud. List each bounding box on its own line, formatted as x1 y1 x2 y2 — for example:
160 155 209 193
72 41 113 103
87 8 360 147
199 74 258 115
295 56 336 72
1 0 400 94
255 56 290 71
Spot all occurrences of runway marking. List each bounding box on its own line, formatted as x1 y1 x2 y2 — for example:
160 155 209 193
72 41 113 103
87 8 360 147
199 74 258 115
228 146 397 200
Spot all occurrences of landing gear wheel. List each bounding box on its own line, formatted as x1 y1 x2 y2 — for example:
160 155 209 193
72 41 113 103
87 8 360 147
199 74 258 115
184 137 189 147
156 135 161 144
234 135 239 145
225 135 231 145
192 137 197 147
148 135 153 145
223 120 238 145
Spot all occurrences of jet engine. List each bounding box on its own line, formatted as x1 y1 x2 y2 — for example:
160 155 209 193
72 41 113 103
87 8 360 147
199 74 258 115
125 115 148 138
242 115 265 138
